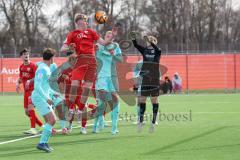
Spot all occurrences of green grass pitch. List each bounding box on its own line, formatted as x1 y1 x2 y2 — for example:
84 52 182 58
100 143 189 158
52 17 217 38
0 94 240 160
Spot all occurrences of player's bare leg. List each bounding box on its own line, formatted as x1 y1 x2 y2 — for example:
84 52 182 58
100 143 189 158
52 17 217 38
108 92 120 135
24 104 43 135
68 80 79 122
79 81 93 105
37 112 56 153
69 80 79 105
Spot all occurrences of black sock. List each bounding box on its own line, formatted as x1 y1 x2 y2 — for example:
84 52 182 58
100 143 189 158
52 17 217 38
139 103 146 123
152 103 159 124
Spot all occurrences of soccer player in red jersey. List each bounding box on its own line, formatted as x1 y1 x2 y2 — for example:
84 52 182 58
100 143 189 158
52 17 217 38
16 48 43 135
60 65 96 134
60 13 117 121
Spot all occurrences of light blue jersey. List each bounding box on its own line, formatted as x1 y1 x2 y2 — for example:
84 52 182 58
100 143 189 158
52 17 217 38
133 60 143 78
96 43 122 92
96 43 122 78
37 62 60 94
32 63 51 100
31 62 52 116
94 42 122 134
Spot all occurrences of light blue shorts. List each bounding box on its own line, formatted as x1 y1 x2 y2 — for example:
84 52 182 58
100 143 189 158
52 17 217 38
31 96 53 116
50 93 63 109
96 77 118 92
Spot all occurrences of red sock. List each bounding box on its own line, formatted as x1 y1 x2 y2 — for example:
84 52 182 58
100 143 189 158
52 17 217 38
35 116 43 127
78 102 85 110
88 104 96 109
29 110 36 128
82 118 87 128
69 103 75 110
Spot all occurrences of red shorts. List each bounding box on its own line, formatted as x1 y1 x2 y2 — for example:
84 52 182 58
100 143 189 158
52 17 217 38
24 91 33 109
71 55 97 82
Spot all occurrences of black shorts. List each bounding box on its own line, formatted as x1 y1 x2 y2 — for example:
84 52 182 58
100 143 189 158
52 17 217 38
140 77 159 97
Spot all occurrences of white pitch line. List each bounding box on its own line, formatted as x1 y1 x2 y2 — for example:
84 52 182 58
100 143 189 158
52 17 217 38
0 121 111 145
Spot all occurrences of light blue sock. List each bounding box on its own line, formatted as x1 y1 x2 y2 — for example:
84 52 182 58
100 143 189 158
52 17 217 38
111 102 120 132
59 120 66 129
98 115 105 129
93 116 99 132
40 123 53 144
94 99 104 131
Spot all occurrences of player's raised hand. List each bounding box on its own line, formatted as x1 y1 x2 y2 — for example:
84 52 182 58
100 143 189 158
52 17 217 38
129 31 138 40
143 35 150 43
69 43 76 51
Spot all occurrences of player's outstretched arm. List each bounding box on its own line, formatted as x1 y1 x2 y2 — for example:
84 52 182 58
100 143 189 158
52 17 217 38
60 44 69 53
150 42 162 56
132 39 145 55
113 44 123 62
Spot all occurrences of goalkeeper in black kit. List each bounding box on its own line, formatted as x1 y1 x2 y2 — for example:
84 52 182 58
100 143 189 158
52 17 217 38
130 32 161 133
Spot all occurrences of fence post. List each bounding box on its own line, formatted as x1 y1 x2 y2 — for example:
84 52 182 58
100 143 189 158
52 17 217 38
186 53 189 94
234 52 237 93
0 47 3 95
223 52 227 93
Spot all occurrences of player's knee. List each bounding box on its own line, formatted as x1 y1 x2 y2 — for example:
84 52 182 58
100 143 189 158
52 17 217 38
139 96 147 103
111 93 119 103
82 81 93 89
28 104 34 110
49 118 56 125
72 80 79 86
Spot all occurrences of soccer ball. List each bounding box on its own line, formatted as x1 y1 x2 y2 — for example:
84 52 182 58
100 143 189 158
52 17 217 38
95 11 108 24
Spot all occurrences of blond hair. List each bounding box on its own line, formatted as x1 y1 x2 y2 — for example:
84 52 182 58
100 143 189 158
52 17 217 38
106 31 112 35
74 13 88 23
148 36 158 45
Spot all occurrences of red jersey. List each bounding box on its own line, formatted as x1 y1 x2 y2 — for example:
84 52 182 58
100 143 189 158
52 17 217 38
19 62 37 91
64 28 100 55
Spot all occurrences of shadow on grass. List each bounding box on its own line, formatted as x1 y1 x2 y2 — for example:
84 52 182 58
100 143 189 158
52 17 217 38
144 126 228 155
0 135 143 157
153 143 240 154
0 134 32 142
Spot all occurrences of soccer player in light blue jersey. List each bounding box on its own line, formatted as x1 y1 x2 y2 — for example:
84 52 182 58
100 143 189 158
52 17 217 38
36 61 68 135
31 48 57 152
93 31 122 135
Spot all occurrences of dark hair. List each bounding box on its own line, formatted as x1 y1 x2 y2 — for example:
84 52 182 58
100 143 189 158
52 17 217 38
42 48 56 60
19 48 29 56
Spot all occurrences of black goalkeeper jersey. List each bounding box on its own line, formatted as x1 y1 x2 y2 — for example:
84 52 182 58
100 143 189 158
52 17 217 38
132 40 161 79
